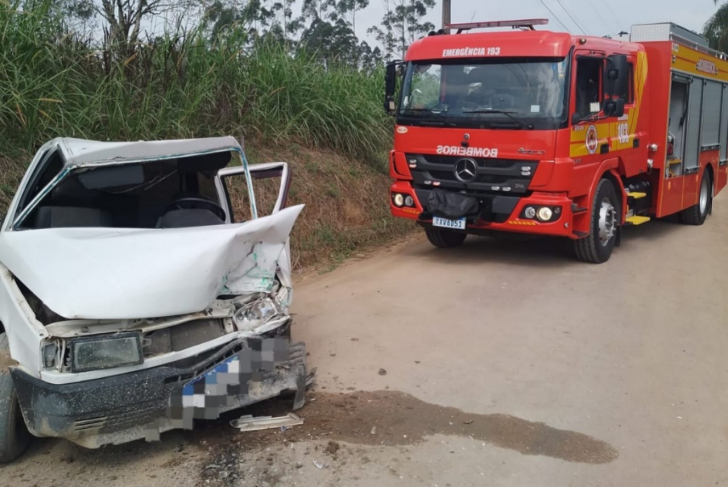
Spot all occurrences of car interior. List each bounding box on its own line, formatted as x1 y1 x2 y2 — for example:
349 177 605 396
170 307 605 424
18 150 236 230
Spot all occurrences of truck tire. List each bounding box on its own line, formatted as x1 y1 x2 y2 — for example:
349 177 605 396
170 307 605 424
680 171 711 225
574 179 620 264
0 333 31 463
425 227 467 248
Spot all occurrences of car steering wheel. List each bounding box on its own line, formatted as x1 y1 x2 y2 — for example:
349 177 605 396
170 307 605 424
164 197 227 221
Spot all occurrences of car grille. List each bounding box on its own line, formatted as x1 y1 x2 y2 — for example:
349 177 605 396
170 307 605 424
406 153 538 195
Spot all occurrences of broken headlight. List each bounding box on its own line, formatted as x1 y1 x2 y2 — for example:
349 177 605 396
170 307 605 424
70 333 143 373
233 298 282 331
42 342 59 369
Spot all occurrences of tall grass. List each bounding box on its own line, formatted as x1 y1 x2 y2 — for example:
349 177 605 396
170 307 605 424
0 1 392 160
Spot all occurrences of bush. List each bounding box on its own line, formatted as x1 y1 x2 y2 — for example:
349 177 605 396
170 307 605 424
0 1 392 160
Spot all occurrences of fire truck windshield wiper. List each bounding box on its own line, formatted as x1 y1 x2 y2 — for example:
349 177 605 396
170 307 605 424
399 108 457 127
462 109 535 130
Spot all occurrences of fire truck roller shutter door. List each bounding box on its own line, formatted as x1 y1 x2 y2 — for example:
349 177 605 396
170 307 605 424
684 80 703 172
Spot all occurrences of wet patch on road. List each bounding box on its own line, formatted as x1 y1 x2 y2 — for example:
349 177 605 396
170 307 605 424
208 390 618 465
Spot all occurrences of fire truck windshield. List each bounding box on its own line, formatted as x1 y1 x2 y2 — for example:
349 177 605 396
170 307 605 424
398 58 569 129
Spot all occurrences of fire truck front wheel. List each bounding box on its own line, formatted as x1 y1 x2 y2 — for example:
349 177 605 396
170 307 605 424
425 227 467 248
574 179 620 264
680 171 712 225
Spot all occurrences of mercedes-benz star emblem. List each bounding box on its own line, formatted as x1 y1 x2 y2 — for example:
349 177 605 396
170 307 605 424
454 158 478 183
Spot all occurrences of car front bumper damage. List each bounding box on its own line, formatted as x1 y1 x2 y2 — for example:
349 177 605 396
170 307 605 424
10 335 308 448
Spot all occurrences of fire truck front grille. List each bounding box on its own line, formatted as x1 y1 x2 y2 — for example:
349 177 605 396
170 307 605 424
405 153 538 195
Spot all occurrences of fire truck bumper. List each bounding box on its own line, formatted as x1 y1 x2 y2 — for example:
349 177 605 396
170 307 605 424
390 183 577 239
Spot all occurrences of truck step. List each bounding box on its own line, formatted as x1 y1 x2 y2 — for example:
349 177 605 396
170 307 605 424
625 215 651 225
627 191 647 199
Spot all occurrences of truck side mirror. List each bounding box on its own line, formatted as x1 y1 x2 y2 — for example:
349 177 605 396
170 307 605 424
606 54 629 103
384 61 401 114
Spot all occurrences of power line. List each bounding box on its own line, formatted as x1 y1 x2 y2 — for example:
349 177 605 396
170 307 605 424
537 0 571 33
600 1 624 34
582 0 619 35
553 0 588 35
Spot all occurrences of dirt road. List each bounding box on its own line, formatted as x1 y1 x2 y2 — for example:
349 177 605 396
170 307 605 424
2 198 727 487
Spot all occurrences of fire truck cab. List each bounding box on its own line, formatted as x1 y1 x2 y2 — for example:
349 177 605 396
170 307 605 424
385 20 727 263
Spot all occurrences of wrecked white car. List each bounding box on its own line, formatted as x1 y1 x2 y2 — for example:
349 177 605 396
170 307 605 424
0 137 308 462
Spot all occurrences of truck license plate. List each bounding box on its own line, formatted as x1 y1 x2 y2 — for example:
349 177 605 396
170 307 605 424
433 216 466 230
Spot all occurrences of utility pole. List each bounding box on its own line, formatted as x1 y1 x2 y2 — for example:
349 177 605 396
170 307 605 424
442 0 451 32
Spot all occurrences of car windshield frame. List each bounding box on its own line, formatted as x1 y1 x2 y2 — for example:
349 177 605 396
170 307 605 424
396 56 572 131
10 147 255 231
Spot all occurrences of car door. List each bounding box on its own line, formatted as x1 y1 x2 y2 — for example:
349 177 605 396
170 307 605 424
215 162 294 284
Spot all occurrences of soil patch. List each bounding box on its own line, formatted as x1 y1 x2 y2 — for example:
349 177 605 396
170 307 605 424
0 350 18 372
200 390 618 466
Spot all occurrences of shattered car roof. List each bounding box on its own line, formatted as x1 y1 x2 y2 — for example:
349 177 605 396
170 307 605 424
54 136 242 166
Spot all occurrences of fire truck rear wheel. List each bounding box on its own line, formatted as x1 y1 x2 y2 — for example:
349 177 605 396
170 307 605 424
425 227 467 248
574 179 620 264
680 171 712 225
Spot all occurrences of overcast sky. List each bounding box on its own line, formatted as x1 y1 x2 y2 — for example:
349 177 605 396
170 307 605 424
351 0 722 42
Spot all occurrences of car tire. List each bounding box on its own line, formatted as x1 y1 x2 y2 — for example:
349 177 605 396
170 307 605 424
0 333 31 463
680 171 712 225
425 227 467 248
574 179 620 264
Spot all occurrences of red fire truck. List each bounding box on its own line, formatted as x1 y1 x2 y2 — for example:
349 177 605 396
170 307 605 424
384 20 728 262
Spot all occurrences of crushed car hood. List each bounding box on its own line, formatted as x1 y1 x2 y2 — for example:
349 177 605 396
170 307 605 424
0 205 303 320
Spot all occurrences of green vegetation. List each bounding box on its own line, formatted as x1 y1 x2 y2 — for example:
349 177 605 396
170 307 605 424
0 2 391 159
705 1 728 52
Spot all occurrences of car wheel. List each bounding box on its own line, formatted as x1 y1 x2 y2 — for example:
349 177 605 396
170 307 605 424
425 227 467 248
574 179 620 264
0 333 31 463
680 171 712 225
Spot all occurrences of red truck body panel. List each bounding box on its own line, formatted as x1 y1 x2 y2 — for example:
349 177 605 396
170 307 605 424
389 25 728 240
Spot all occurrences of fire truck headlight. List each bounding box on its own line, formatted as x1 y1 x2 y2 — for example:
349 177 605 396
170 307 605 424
524 206 536 219
537 207 553 222
393 193 405 207
404 195 414 207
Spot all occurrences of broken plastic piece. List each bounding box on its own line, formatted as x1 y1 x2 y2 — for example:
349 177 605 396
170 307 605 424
312 459 328 469
230 413 303 431
306 367 317 387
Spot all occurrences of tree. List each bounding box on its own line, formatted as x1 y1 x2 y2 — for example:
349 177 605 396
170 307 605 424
299 17 359 66
368 0 435 60
335 0 368 37
704 0 728 53
358 40 383 71
50 0 185 57
98 0 170 57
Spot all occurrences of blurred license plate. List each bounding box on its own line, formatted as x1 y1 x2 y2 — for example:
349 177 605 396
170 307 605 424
433 216 466 230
